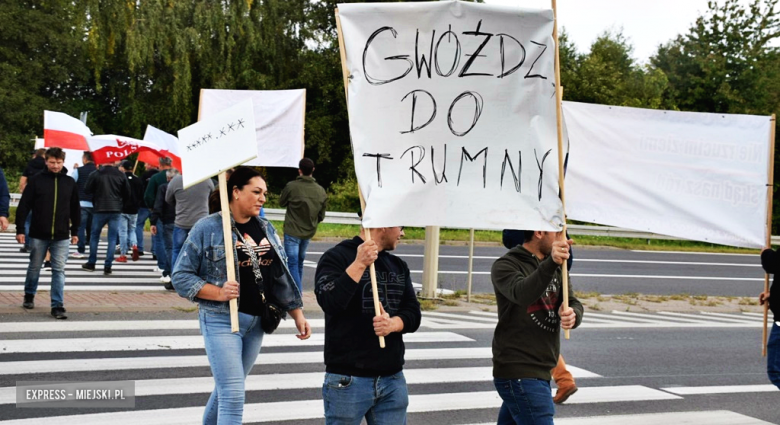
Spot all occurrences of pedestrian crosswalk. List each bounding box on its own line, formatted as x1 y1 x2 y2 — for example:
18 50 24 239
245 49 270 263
0 318 776 424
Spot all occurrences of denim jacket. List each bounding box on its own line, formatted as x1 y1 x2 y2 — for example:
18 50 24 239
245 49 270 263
172 212 303 314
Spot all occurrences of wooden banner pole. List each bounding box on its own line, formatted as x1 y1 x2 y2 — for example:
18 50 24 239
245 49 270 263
132 160 139 175
196 88 239 333
335 8 385 349
552 0 570 340
467 228 475 302
763 113 776 357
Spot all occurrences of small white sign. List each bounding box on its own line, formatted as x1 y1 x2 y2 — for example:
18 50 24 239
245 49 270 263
178 99 257 189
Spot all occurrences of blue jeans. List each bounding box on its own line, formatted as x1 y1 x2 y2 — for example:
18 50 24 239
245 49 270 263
77 207 93 254
88 212 121 267
24 238 70 308
23 213 32 250
171 226 190 273
283 235 310 293
493 378 554 425
154 223 174 276
769 323 780 389
118 213 138 255
200 309 264 425
135 207 152 252
322 371 409 425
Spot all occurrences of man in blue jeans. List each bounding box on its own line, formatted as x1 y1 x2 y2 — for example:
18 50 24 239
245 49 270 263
490 230 583 424
70 151 97 258
280 158 327 293
165 170 213 271
14 148 80 319
82 161 130 275
315 225 421 424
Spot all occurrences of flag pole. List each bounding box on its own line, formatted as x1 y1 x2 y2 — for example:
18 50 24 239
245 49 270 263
335 8 385 348
763 113 776 356
552 0 570 340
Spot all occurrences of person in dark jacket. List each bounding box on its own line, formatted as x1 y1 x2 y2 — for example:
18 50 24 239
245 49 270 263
0 166 9 231
70 151 97 258
18 148 46 252
14 148 80 319
136 160 162 256
116 160 144 262
151 169 177 289
491 230 583 424
760 248 780 389
82 161 130 274
315 225 421 424
280 158 328 293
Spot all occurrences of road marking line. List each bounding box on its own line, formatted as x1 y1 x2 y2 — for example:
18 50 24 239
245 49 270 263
0 319 326 333
0 347 494 375
662 384 780 395
658 311 757 324
0 284 166 290
463 410 774 425
0 332 472 354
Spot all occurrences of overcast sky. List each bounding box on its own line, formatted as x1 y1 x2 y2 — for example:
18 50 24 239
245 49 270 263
484 0 761 64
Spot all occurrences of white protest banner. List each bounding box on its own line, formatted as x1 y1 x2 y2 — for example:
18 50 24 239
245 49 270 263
338 2 564 230
563 101 772 249
178 98 257 189
199 89 305 168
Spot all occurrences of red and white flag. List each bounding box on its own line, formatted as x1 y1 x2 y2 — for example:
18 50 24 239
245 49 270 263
141 125 182 171
43 111 92 150
87 134 165 165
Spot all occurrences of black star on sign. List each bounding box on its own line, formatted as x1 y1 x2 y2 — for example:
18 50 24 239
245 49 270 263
237 119 245 129
228 122 235 132
219 128 226 137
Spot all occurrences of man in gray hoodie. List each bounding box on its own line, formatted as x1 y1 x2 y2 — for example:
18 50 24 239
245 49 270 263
165 171 213 272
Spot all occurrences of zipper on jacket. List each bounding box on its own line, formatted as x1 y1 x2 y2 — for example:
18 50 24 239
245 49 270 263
51 176 58 239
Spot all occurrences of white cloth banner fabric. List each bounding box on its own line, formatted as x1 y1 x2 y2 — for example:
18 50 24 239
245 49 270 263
338 2 564 229
563 101 771 249
199 89 305 168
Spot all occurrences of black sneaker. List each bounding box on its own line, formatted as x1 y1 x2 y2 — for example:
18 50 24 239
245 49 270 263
82 263 96 272
19 247 28 253
103 266 112 275
51 307 68 320
22 294 34 309
43 261 52 270
164 282 174 291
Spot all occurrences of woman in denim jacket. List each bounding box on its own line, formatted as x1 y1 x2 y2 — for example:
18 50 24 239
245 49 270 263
172 167 311 424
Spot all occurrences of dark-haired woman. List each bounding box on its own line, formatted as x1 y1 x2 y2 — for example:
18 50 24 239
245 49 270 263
173 166 311 424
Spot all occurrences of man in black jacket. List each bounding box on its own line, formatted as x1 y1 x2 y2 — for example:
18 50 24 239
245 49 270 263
150 169 177 289
18 148 46 252
315 225 421 424
15 148 80 319
760 248 780 389
83 161 130 274
116 160 144 262
70 151 97 258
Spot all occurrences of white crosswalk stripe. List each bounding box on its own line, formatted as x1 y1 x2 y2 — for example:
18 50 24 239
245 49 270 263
0 318 774 424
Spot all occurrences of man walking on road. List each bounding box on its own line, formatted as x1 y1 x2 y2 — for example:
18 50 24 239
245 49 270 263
136 160 160 256
69 151 97 259
165 170 213 271
315 225 421 424
83 161 130 275
117 160 144 262
14 148 80 319
491 230 583 424
760 247 780 389
0 166 9 231
280 158 327 292
18 148 47 253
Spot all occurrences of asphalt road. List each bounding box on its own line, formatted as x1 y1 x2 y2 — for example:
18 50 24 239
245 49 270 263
302 241 767 297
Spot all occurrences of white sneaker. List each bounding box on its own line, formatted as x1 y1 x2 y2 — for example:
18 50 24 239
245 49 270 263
153 267 164 273
159 275 171 283
69 252 85 259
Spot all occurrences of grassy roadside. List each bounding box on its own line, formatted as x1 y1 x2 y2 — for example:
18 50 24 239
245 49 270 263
300 221 762 254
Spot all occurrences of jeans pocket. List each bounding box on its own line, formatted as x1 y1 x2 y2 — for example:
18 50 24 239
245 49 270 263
325 373 353 389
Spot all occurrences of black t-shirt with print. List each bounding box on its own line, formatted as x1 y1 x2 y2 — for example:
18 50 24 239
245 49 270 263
234 218 278 316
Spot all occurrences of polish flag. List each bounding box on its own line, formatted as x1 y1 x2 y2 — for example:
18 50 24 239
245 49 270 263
87 134 165 166
43 111 92 150
140 125 182 171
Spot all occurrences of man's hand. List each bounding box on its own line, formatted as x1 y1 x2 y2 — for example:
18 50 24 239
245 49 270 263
551 239 573 265
373 304 403 337
150 225 157 236
71 236 78 245
0 216 8 231
760 291 771 307
559 305 577 330
16 234 25 245
355 240 379 268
